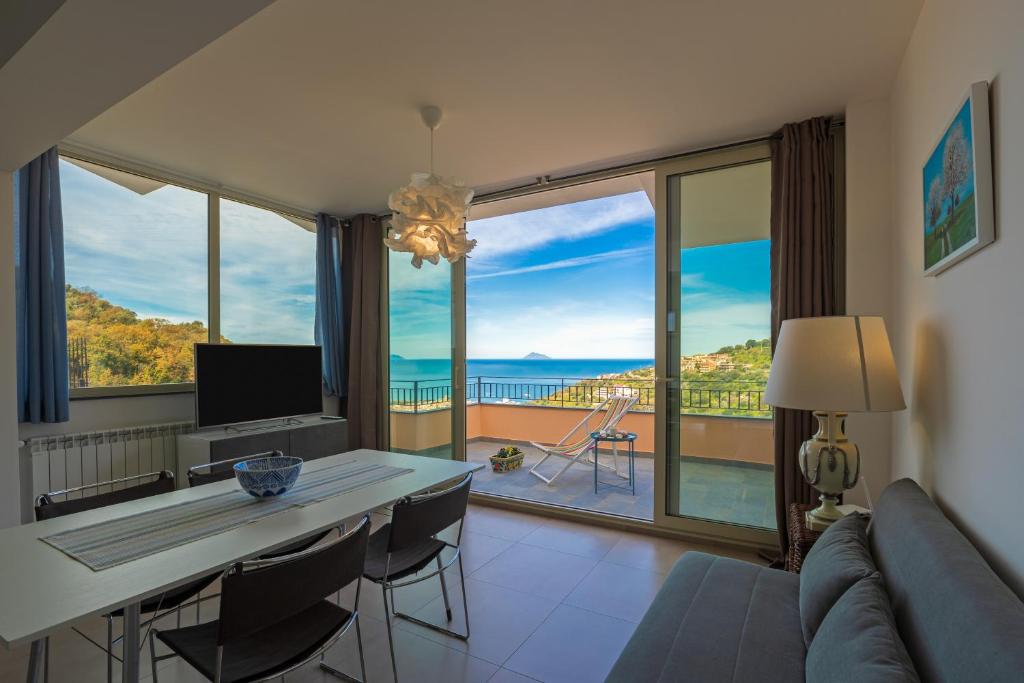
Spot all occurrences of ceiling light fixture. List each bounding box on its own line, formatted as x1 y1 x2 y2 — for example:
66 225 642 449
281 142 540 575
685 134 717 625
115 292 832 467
385 105 475 268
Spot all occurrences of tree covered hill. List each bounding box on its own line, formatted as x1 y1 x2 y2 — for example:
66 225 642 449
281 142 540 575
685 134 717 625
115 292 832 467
66 285 216 386
532 339 772 416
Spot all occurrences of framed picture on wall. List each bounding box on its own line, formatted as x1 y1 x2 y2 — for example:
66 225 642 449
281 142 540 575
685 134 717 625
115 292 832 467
922 81 995 276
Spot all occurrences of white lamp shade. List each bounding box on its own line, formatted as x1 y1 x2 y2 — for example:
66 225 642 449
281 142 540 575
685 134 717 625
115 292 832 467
765 316 905 413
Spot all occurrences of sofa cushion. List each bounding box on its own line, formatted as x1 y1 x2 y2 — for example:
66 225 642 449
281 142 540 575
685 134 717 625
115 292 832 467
806 573 919 683
605 552 805 683
870 478 1024 683
799 512 875 645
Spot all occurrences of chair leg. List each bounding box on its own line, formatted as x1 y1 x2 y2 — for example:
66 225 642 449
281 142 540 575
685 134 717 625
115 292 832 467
392 556 470 641
106 615 113 683
355 615 367 683
436 556 453 621
381 585 399 682
148 631 159 683
321 613 369 683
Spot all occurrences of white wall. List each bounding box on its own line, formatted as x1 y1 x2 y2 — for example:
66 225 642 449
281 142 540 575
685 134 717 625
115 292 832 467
844 99 895 508
886 0 1024 595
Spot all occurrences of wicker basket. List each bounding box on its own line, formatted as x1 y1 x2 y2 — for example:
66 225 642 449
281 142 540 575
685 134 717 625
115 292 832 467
489 451 525 472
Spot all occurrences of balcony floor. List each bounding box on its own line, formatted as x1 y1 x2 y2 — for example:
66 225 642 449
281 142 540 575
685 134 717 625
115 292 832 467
468 440 775 529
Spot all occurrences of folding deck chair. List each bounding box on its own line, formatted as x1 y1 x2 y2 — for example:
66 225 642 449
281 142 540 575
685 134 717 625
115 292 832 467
529 394 639 486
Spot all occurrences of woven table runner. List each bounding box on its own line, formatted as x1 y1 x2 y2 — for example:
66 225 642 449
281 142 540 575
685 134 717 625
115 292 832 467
41 459 412 571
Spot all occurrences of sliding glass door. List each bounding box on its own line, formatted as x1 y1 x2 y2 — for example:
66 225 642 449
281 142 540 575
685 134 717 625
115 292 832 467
381 142 774 545
655 144 776 544
386 249 466 461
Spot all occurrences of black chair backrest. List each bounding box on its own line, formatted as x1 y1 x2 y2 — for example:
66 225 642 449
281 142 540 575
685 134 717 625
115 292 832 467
218 515 370 645
187 451 281 488
388 473 472 553
34 471 175 521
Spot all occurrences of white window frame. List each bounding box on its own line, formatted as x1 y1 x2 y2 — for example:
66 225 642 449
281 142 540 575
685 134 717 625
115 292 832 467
59 145 316 399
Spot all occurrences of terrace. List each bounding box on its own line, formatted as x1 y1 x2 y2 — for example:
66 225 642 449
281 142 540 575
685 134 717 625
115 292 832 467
390 377 776 528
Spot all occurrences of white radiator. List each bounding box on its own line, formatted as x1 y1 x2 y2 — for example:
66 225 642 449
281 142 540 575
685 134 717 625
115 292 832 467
24 421 195 503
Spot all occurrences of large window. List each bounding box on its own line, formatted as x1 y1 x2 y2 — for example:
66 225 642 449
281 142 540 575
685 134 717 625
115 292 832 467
59 156 317 392
61 158 208 388
220 198 316 345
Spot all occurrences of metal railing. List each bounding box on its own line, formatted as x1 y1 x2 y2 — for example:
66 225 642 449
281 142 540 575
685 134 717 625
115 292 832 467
389 376 770 417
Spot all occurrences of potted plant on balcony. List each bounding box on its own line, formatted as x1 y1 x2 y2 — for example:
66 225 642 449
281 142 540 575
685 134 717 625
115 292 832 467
489 446 524 472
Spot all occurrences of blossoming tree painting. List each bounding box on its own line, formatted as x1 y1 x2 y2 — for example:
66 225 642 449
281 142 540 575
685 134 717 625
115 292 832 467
922 82 995 275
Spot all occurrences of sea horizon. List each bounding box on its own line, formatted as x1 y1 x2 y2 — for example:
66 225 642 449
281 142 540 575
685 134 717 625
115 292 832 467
390 357 654 384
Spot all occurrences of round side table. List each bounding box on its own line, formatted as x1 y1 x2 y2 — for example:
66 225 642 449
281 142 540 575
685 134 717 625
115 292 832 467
589 431 636 495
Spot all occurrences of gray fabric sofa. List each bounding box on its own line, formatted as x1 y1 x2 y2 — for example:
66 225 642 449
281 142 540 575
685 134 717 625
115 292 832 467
606 479 1024 682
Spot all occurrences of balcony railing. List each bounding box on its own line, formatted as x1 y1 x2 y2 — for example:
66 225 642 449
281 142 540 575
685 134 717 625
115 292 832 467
389 376 770 417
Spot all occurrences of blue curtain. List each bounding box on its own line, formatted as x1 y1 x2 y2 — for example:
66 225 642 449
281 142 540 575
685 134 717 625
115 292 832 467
15 147 70 423
314 213 346 397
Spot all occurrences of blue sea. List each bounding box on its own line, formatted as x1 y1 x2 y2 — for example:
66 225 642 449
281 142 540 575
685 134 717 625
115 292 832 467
390 358 653 384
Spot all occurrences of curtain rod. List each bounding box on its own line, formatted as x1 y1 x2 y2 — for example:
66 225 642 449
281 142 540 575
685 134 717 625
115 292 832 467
470 118 844 206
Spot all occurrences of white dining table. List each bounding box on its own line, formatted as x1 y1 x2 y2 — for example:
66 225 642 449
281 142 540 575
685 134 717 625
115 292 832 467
0 449 482 683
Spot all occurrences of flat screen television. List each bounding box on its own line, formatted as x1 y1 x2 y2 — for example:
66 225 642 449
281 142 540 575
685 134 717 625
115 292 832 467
194 343 323 429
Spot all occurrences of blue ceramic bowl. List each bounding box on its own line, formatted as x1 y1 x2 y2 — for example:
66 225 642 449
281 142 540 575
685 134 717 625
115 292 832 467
233 455 303 498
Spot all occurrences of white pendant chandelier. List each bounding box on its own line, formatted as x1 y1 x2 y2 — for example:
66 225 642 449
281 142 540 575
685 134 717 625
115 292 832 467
385 105 476 268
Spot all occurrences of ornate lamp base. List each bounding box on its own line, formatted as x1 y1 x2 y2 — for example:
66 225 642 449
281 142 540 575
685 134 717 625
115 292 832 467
799 411 860 531
805 494 844 531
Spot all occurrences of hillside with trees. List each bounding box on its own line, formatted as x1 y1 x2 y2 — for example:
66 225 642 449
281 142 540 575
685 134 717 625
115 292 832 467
66 285 215 387
533 339 771 417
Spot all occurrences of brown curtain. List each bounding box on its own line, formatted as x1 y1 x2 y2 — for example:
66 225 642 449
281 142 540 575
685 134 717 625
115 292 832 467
770 117 838 555
342 214 387 450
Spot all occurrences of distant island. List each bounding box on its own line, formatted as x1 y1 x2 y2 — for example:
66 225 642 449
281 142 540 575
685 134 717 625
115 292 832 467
522 352 551 360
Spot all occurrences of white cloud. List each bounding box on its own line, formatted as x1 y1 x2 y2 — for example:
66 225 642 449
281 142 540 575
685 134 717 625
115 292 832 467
467 246 651 281
467 191 653 263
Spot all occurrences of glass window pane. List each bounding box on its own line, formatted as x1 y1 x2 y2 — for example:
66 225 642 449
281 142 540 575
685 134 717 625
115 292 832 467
219 199 316 345
674 160 775 529
61 157 208 387
388 250 453 460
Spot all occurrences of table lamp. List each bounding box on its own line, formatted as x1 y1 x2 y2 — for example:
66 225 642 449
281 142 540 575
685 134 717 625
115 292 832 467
765 316 905 531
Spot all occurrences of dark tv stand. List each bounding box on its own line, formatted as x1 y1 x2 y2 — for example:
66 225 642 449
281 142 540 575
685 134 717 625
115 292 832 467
175 415 348 487
224 416 304 434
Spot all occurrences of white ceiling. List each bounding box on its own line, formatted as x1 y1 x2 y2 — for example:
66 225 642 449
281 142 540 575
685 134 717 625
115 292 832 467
67 0 922 217
0 0 274 170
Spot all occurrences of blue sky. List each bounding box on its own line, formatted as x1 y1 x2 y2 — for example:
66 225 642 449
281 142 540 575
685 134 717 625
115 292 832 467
62 159 769 359
390 190 770 359
60 160 316 345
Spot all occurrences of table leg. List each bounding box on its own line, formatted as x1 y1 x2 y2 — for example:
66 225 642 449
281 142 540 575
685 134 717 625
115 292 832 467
25 638 46 683
630 442 635 495
121 602 141 683
593 441 599 494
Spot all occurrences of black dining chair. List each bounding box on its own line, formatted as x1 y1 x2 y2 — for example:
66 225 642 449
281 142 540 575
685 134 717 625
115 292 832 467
150 514 371 683
362 472 473 681
35 471 220 683
187 451 333 559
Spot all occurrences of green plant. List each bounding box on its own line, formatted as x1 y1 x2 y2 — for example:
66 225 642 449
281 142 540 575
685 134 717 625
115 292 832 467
495 446 523 458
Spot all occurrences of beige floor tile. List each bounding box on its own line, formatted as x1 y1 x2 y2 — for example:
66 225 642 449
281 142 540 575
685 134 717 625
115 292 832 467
502 604 635 683
563 561 666 623
463 506 545 542
600 533 694 574
470 543 598 602
396 578 558 666
439 530 515 574
518 519 621 560
488 668 543 682
320 612 498 683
